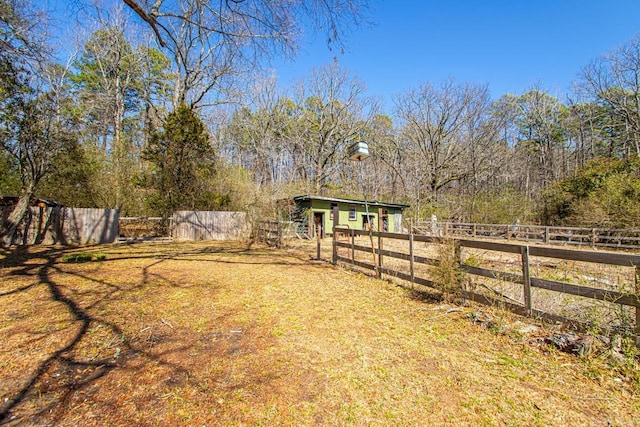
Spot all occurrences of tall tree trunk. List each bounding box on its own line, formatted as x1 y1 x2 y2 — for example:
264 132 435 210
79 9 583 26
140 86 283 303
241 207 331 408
2 181 36 246
114 82 126 209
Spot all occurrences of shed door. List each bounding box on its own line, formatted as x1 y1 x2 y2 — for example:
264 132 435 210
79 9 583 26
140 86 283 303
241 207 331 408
362 215 374 230
313 212 324 238
382 210 389 232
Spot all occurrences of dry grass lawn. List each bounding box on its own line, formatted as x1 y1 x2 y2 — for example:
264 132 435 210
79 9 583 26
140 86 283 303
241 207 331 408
1 240 639 426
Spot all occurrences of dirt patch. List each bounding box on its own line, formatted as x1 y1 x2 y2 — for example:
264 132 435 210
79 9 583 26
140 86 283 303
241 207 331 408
1 241 638 425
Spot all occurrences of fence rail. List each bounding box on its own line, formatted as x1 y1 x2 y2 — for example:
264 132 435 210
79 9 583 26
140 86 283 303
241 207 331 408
412 221 640 250
333 227 640 338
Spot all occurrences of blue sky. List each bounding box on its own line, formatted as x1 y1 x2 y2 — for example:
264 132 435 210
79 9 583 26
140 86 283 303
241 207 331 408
273 0 640 104
46 0 640 107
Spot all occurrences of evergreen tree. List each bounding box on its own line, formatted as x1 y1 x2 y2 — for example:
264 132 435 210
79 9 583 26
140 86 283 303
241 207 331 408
142 104 216 216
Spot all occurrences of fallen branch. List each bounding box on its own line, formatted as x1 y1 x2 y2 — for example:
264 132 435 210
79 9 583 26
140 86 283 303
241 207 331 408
475 282 522 305
424 307 463 321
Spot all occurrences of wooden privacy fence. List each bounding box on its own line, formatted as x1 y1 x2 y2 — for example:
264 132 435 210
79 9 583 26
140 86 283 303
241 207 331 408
62 208 119 244
172 211 250 241
0 206 119 245
2 207 249 245
413 221 640 250
332 227 640 337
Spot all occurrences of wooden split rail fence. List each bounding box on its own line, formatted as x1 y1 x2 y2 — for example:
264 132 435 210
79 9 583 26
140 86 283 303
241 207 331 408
332 225 640 338
413 221 640 250
255 221 300 248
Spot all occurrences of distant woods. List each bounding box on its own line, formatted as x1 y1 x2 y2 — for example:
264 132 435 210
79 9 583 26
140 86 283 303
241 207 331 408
1 0 640 233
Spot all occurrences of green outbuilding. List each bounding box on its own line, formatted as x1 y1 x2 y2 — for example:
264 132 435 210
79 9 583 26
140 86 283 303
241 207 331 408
293 195 409 238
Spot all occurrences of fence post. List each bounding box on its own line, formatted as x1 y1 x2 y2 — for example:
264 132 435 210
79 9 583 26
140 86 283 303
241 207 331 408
331 206 339 264
331 227 336 264
277 221 282 249
409 232 415 289
636 266 640 346
351 229 355 265
544 227 550 244
521 245 532 316
591 228 597 248
378 208 384 277
455 240 466 299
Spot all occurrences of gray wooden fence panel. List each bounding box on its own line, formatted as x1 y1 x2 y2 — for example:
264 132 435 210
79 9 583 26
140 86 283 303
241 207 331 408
61 208 119 244
172 211 249 241
0 206 62 245
2 206 117 245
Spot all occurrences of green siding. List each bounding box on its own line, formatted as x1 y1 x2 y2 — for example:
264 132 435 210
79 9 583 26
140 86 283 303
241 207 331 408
306 200 402 234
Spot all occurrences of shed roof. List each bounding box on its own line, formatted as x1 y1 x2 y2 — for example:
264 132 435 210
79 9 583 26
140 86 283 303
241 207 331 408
0 196 63 207
293 195 409 210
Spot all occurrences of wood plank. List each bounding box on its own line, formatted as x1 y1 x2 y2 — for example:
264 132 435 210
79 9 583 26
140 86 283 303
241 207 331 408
336 256 375 271
413 234 442 243
458 239 522 253
409 233 415 283
461 291 525 313
172 211 248 242
530 277 640 307
461 291 586 329
460 265 523 283
61 208 119 244
338 242 438 266
335 241 367 251
377 230 410 240
461 265 639 307
378 267 434 287
377 248 437 266
528 246 640 266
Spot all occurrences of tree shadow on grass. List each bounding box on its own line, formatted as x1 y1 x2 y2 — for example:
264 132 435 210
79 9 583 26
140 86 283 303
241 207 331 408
0 240 329 424
0 247 204 425
0 252 113 424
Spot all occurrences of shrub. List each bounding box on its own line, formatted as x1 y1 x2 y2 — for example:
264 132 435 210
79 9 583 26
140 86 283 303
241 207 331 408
541 156 640 227
433 239 465 303
62 253 106 263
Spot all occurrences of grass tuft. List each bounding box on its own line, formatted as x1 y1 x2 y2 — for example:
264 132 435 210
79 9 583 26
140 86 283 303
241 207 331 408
61 252 106 263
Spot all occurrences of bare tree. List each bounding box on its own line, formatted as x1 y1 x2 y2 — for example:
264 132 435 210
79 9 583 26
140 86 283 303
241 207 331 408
394 79 485 205
0 0 79 244
579 34 640 157
225 73 294 187
514 89 565 189
1 64 79 244
292 63 378 194
121 0 370 109
365 113 407 201
73 24 143 206
459 85 503 207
